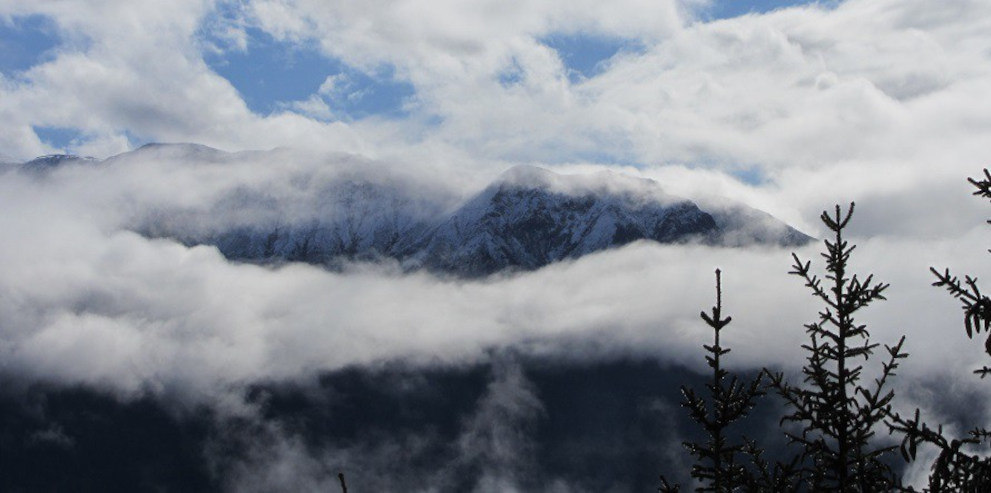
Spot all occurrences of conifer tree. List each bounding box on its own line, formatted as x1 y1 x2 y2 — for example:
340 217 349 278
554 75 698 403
887 170 991 490
660 269 766 492
768 203 908 491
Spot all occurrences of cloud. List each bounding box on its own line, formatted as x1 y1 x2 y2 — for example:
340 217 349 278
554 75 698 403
0 0 372 159
454 357 545 492
0 149 987 413
2 0 990 225
240 0 991 177
225 0 991 246
3 0 991 486
284 94 334 121
208 355 549 492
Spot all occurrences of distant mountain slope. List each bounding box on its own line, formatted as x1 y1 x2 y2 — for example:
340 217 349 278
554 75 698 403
20 153 99 172
17 144 813 276
412 166 722 276
198 179 438 266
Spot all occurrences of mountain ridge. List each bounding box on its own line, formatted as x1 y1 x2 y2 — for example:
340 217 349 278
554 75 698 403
14 144 813 277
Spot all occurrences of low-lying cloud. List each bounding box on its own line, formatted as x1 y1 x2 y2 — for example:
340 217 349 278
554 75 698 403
1 150 986 410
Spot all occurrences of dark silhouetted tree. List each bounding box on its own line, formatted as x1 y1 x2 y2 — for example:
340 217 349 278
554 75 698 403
660 269 768 492
887 170 991 491
767 203 908 491
663 178 991 490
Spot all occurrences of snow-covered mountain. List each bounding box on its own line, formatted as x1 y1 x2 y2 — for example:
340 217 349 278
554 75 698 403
196 179 438 266
411 166 724 275
16 144 812 276
20 153 99 172
180 164 810 276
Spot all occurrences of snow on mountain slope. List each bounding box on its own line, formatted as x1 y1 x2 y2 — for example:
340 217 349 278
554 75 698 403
414 166 721 275
200 179 439 265
15 145 812 276
173 162 811 276
20 154 99 173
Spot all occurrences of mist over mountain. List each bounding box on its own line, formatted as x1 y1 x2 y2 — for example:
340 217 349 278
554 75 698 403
21 154 100 171
7 0 991 489
1 357 732 492
18 143 810 277
3 141 986 491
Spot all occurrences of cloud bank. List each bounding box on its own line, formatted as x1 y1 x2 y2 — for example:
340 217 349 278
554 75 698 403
0 149 986 409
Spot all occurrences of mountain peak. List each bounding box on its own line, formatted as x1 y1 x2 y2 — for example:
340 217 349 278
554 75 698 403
21 153 98 172
134 156 812 277
490 165 671 205
134 142 222 153
110 143 228 162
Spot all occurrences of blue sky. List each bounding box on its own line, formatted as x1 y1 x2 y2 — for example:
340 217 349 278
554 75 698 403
201 26 415 119
0 14 60 74
1 0 827 155
704 0 831 19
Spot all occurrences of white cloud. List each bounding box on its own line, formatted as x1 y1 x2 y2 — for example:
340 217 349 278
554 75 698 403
455 358 545 492
317 73 344 95
284 94 334 121
0 0 988 410
0 0 373 159
1 0 989 223
0 150 987 411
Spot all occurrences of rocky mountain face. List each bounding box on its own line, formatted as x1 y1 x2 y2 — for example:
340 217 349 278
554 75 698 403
413 167 723 275
169 164 811 277
201 179 438 266
15 144 812 277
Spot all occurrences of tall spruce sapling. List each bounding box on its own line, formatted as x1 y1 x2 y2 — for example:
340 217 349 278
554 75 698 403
660 269 766 492
767 203 908 491
887 170 991 490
